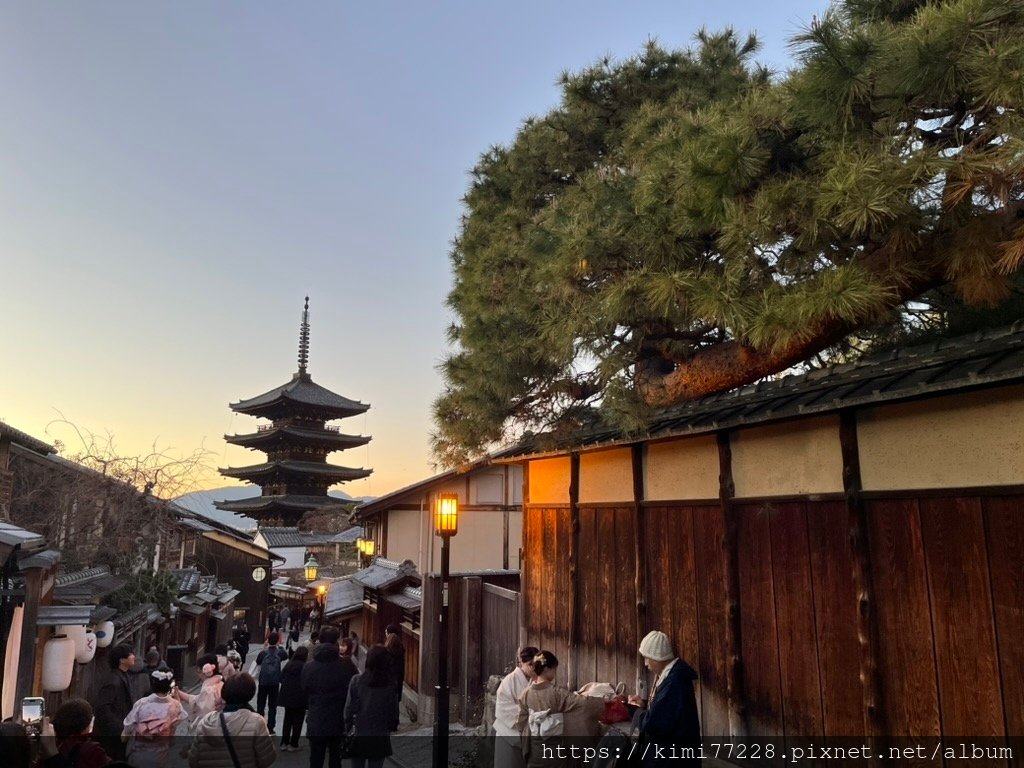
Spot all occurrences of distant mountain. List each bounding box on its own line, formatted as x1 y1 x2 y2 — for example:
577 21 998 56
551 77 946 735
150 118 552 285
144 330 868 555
174 486 373 533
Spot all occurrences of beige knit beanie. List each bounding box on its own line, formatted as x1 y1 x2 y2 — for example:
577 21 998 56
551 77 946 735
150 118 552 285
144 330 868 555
638 630 675 661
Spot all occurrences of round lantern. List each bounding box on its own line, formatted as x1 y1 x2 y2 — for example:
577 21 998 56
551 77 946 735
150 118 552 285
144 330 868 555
42 635 76 692
95 621 115 648
76 631 97 664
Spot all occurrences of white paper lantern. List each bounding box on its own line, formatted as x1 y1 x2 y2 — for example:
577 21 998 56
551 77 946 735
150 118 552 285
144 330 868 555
58 625 88 659
76 632 97 664
95 621 115 648
42 635 76 692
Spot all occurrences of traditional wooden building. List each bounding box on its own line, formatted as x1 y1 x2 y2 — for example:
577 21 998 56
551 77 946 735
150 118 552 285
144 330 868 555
506 323 1024 753
216 298 372 527
163 505 278 634
354 462 523 724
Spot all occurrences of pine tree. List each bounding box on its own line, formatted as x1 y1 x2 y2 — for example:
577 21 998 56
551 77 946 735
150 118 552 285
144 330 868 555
435 0 1024 466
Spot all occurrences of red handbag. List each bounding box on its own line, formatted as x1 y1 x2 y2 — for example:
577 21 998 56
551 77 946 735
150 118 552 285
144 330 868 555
599 696 632 724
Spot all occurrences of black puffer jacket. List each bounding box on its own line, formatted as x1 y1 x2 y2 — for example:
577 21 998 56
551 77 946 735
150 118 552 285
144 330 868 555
301 642 358 739
278 657 308 709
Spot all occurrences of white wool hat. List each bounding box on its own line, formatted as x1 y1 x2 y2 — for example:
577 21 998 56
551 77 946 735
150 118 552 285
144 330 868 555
638 630 675 661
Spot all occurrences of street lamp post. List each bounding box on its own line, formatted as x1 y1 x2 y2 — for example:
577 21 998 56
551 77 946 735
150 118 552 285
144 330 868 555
432 493 459 768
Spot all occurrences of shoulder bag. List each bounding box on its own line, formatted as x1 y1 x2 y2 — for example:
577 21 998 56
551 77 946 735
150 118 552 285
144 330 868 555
219 712 243 768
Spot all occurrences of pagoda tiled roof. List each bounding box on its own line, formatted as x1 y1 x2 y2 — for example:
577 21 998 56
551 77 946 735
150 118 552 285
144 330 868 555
214 494 348 513
257 527 336 548
230 372 369 419
220 460 371 482
226 425 371 449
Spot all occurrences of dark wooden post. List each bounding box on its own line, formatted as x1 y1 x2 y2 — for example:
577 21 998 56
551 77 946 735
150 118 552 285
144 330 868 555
717 430 746 740
461 576 483 725
519 463 529 649
840 410 887 742
631 444 648 644
567 452 581 690
16 567 43 703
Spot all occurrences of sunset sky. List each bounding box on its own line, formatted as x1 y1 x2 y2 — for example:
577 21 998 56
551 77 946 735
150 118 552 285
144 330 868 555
0 0 825 499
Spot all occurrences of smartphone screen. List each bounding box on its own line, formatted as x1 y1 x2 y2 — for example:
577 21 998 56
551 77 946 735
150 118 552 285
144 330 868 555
21 699 43 723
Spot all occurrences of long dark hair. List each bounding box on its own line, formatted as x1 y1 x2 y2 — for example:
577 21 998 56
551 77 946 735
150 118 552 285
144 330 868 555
363 645 392 688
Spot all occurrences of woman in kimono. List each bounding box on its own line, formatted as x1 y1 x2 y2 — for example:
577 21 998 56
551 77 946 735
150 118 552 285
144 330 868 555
122 668 187 768
515 651 603 768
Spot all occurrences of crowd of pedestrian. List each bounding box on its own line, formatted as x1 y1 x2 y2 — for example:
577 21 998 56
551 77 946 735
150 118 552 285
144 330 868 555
1 623 699 768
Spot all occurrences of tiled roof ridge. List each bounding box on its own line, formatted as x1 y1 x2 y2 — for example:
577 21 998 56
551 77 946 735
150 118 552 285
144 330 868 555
693 321 1024 408
56 565 111 587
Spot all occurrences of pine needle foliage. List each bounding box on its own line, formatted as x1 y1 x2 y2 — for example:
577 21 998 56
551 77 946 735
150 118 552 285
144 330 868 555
435 3 1024 466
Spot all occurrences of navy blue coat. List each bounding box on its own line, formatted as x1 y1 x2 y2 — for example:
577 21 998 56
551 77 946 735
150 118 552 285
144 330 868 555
636 660 701 766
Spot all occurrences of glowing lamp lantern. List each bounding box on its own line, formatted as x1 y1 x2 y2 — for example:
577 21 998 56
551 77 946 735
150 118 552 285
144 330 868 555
356 537 365 555
304 554 320 583
95 621 115 648
434 493 459 537
42 635 76 692
364 539 375 557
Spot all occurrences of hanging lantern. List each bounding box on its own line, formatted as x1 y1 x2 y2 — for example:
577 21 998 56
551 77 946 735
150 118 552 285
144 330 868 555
42 635 76 692
304 554 320 583
95 621 115 648
76 631 98 664
58 625 88 660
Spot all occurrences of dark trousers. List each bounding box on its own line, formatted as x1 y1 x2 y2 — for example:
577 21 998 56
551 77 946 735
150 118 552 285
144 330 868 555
257 683 280 731
282 707 306 747
309 737 342 768
351 759 385 768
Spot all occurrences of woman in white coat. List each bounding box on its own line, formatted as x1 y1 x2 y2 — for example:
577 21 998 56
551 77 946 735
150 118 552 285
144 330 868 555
493 647 539 768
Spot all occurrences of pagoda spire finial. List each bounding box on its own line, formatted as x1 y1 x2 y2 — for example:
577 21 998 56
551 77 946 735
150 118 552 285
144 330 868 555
298 296 310 375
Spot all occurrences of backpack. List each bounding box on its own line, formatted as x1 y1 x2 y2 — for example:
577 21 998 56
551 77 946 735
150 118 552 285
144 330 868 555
259 648 283 685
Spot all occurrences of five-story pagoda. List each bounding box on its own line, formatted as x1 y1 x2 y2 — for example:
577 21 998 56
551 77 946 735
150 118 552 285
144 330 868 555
216 298 372 526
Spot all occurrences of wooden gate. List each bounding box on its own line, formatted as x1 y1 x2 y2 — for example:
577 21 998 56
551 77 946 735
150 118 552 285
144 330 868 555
482 582 520 679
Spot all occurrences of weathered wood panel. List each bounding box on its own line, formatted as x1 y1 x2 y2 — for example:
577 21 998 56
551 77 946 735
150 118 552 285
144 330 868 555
578 506 598 685
770 502 823 739
736 502 783 737
643 507 699 661
528 512 544 643
984 496 1024 739
597 508 618 682
692 505 731 739
867 499 941 738
613 506 637 685
482 583 521 679
806 500 865 736
919 497 1004 737
544 509 558 648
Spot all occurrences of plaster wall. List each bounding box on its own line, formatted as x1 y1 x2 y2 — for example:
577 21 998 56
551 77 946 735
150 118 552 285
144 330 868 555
386 507 421 564
858 385 1024 490
645 436 720 501
528 457 571 504
731 415 844 498
579 448 634 503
